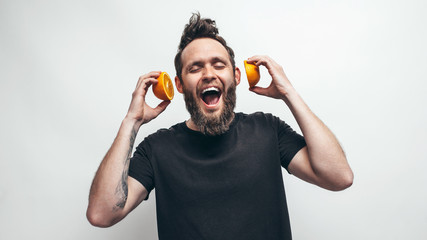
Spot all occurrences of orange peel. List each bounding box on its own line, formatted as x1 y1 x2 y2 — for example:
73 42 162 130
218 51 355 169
153 72 174 101
244 60 260 88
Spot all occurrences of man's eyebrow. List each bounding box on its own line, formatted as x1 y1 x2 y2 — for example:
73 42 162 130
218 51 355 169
184 61 204 72
211 56 228 64
187 60 204 67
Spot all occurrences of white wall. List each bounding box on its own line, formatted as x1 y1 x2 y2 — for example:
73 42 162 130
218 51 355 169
1 0 426 239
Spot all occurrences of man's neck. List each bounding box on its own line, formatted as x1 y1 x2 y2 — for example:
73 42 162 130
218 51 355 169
185 119 199 132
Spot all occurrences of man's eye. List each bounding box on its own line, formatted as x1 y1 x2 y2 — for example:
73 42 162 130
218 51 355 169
214 63 225 69
189 66 201 73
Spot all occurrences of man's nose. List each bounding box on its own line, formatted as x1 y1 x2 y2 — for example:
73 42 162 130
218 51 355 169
202 66 216 82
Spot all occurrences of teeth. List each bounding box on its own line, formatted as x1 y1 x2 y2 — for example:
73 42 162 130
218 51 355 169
202 87 219 94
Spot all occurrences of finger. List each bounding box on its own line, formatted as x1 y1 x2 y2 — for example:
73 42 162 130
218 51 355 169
136 71 162 90
249 86 270 97
152 100 171 116
247 55 268 66
135 77 159 98
141 78 159 92
146 71 162 79
254 58 271 68
245 57 258 65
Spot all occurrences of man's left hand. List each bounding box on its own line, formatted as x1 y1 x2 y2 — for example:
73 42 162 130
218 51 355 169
246 55 295 100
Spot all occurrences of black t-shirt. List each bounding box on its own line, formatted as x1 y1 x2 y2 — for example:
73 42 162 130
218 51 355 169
129 112 306 240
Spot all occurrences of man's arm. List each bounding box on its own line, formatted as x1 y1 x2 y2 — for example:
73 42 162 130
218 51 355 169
248 56 353 191
86 71 170 227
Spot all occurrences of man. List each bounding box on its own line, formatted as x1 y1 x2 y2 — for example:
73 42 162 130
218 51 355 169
87 13 353 239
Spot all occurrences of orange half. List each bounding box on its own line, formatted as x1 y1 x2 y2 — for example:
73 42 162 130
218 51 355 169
153 72 174 101
244 60 260 88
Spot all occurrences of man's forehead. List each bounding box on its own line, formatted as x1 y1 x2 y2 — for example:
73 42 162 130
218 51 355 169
181 38 230 65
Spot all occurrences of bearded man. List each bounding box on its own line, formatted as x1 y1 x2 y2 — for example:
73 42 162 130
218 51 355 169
87 13 353 240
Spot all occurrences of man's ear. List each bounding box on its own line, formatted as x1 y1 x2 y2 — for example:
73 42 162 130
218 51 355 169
234 67 241 86
175 76 183 93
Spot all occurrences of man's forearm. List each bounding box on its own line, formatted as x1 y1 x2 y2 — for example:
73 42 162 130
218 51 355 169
87 117 139 224
112 121 137 210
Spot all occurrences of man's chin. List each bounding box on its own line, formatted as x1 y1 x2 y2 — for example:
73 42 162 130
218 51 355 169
190 104 231 136
197 107 222 122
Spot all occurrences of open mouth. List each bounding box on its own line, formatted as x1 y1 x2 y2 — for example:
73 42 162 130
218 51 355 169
200 86 222 106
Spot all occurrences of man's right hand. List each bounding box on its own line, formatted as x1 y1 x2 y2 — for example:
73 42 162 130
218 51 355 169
126 71 171 127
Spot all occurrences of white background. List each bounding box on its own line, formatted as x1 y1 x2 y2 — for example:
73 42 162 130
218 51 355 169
1 0 426 239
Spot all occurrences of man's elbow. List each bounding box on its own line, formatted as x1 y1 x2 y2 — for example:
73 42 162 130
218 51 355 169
330 170 354 191
86 208 116 228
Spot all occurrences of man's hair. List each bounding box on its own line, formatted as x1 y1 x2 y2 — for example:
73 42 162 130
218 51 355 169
174 12 236 82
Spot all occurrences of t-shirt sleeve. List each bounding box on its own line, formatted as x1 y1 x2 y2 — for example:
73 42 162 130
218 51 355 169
274 116 306 172
128 139 155 200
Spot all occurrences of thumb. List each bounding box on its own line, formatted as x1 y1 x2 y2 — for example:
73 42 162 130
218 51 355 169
142 100 171 124
249 86 269 97
152 100 171 116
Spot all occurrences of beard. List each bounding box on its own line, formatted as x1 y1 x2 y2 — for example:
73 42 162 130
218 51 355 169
183 81 236 136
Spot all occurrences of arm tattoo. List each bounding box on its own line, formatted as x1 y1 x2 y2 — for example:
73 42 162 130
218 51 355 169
113 128 137 211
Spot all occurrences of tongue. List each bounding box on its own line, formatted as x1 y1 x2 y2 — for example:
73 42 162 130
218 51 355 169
203 93 220 105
